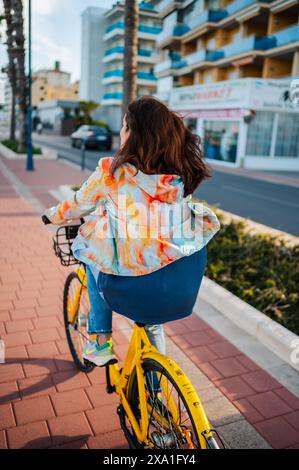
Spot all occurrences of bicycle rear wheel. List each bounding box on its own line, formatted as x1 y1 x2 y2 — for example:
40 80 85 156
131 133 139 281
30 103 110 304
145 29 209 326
127 358 221 449
63 271 94 373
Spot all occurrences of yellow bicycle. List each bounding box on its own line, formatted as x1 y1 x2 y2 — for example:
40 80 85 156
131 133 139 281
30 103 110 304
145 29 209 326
52 221 226 450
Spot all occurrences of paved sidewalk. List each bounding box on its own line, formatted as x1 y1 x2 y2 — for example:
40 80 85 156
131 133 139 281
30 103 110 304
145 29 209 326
0 153 299 449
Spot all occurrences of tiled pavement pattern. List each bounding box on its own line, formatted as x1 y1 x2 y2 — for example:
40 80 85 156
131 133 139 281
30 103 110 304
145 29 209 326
0 154 299 449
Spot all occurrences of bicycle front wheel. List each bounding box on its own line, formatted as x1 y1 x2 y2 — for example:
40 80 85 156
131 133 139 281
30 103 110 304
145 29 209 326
63 271 94 373
127 358 221 449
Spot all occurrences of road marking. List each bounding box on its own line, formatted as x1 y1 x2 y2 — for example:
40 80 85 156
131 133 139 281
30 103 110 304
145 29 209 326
221 185 299 209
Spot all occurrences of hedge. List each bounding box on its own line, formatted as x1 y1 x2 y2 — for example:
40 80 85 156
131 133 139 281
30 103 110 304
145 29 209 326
1 139 42 155
206 211 299 335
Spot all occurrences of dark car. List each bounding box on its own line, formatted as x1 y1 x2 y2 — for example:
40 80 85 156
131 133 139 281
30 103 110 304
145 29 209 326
71 125 112 151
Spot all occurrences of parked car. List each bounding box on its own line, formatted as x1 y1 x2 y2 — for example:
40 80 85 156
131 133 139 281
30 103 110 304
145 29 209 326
71 125 112 150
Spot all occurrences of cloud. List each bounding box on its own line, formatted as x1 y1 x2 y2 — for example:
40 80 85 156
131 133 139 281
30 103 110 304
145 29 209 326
32 32 72 70
24 0 60 16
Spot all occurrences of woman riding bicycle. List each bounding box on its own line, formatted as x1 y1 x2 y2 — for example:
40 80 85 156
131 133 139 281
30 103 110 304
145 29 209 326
43 96 220 367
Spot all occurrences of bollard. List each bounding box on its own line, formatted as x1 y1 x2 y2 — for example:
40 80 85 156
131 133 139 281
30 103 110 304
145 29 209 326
81 138 86 171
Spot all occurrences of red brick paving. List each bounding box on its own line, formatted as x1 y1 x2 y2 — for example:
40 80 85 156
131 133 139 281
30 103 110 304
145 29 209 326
1 154 299 449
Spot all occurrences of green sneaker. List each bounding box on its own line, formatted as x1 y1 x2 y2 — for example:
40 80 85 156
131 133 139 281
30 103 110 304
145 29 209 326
82 338 118 367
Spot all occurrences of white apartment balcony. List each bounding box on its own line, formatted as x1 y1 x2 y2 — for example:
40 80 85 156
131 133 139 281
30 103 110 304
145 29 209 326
156 0 185 18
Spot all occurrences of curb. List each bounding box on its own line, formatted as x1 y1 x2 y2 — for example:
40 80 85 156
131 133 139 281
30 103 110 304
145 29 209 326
56 184 299 372
196 276 299 372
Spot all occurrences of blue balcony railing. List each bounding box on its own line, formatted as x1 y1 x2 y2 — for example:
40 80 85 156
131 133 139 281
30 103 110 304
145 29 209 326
103 92 123 100
103 70 123 78
226 0 256 16
139 1 155 10
226 0 274 16
137 71 157 80
221 35 275 57
157 23 190 42
154 59 173 74
180 49 224 67
105 21 162 35
104 46 152 57
187 9 227 31
139 24 162 34
270 24 299 47
104 46 124 56
103 70 157 80
154 48 224 73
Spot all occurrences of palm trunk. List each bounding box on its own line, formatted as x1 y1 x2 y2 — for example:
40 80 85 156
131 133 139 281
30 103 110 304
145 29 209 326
122 0 138 122
3 0 27 150
13 0 27 151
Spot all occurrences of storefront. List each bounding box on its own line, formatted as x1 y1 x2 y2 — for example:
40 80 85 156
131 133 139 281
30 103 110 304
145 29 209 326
169 78 299 170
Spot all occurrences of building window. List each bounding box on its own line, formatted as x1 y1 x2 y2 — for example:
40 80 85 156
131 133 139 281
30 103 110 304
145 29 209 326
246 111 274 157
274 112 299 158
203 120 239 164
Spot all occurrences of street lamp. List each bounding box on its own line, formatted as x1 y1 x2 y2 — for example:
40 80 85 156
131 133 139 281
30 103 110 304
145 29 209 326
26 0 34 171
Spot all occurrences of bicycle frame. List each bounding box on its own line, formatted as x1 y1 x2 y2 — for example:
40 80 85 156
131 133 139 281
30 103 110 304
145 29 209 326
108 323 212 448
68 266 215 448
67 265 87 324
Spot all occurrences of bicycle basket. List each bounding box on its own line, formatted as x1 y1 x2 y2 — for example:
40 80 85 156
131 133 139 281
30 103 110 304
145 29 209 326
53 224 81 266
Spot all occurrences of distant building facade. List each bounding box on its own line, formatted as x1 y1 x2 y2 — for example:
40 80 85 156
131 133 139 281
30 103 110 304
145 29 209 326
32 61 79 107
80 6 109 104
80 2 162 131
143 0 299 169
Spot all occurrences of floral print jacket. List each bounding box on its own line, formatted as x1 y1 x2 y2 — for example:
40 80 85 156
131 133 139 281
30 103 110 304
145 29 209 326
45 157 221 276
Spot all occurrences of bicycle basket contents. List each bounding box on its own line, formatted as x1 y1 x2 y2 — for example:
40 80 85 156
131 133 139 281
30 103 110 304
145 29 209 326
53 224 81 266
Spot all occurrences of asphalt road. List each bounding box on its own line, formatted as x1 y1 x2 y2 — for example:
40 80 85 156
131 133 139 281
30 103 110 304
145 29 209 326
34 134 299 237
34 133 115 170
194 171 299 236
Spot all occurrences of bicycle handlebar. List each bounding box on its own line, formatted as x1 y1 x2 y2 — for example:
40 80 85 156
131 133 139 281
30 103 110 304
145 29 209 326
41 215 85 226
41 215 51 225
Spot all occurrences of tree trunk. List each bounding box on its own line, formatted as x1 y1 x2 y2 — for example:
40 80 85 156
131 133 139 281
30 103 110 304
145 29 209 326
12 0 27 151
3 0 27 150
3 0 17 142
122 0 138 122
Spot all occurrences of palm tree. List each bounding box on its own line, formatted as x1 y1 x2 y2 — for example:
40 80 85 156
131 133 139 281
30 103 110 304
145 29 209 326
13 0 27 151
122 0 139 121
2 0 27 151
1 1 17 140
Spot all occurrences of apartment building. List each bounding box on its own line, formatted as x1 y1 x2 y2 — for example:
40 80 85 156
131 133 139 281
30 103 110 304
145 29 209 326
80 7 109 104
149 0 299 169
99 1 162 130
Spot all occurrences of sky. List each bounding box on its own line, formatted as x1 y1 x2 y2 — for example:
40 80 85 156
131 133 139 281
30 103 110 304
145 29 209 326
0 0 114 84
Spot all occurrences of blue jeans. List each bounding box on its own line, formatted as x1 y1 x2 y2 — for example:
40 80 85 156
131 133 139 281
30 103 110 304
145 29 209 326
86 265 166 355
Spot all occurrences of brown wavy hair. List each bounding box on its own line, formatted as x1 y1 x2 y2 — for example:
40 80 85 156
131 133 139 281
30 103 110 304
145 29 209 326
110 95 212 196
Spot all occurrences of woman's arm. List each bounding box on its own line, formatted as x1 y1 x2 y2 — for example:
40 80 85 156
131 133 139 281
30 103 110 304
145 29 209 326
44 158 109 224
